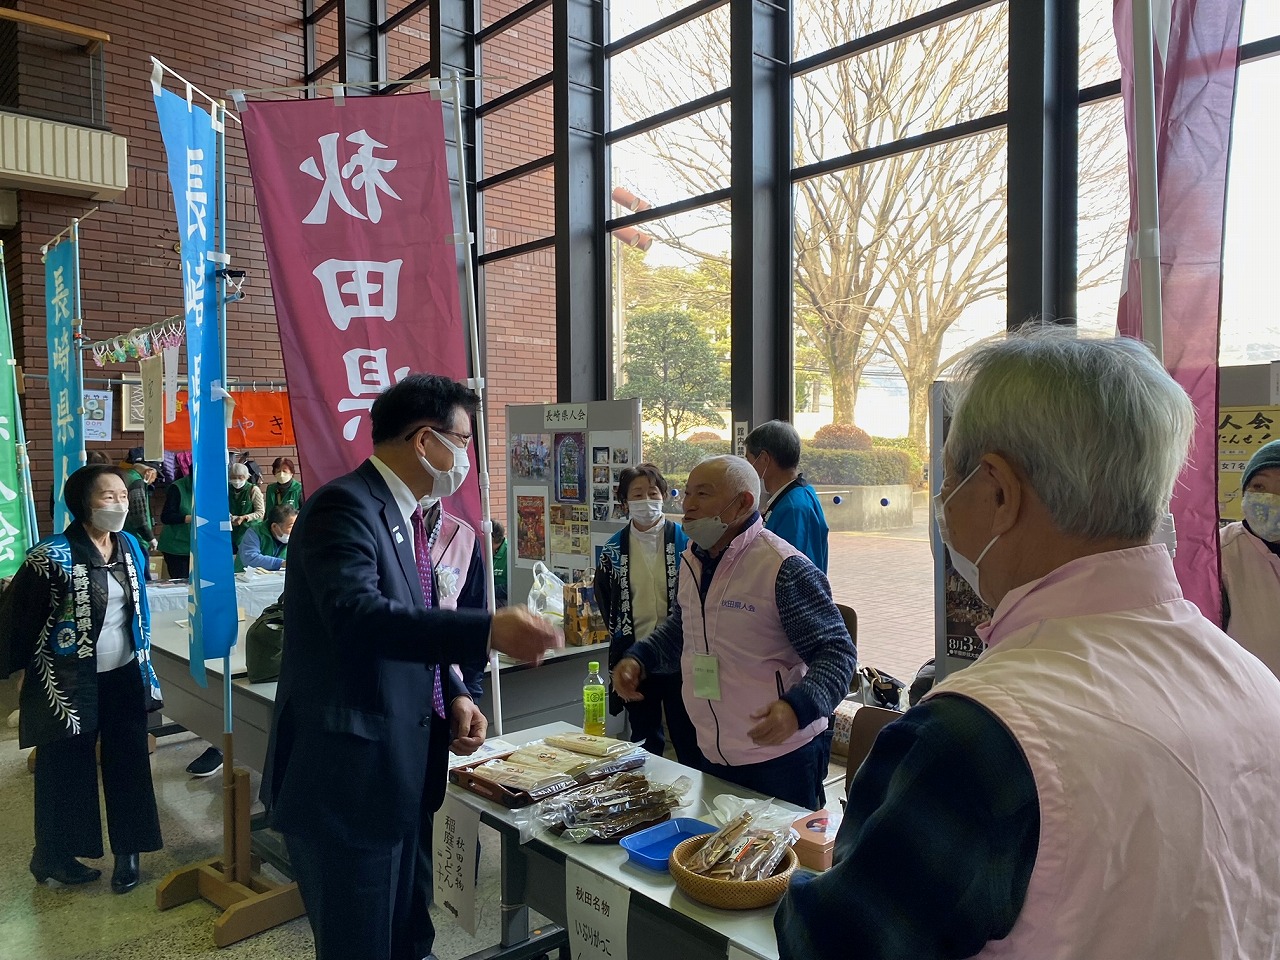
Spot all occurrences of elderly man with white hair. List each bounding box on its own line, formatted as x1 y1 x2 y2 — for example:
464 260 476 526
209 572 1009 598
775 329 1280 960
612 455 856 810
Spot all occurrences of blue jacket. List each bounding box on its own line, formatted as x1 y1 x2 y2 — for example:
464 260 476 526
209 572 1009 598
764 477 829 573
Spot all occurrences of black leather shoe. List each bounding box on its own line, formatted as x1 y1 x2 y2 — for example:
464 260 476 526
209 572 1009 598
110 854 140 894
30 849 101 886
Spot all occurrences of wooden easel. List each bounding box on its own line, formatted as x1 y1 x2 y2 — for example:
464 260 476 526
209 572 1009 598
155 730 305 947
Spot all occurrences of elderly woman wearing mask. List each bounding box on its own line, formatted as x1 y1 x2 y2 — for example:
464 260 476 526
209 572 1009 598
1220 440 1280 679
265 457 303 515
228 462 265 554
775 329 1280 960
0 465 164 894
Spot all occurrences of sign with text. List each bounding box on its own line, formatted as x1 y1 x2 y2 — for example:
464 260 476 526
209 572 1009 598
156 388 296 448
734 420 748 458
431 793 480 935
545 404 588 429
1217 405 1280 521
154 86 238 678
565 860 630 960
240 94 479 525
82 389 112 442
44 237 83 532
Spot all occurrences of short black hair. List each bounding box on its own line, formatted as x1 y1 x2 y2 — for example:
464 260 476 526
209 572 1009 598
491 519 505 541
268 504 298 526
369 373 479 445
745 420 801 470
616 462 668 502
62 465 127 524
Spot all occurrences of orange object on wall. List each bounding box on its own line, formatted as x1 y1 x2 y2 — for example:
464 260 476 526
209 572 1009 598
163 390 296 449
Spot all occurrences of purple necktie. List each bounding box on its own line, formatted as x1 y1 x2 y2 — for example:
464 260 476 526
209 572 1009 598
412 506 446 718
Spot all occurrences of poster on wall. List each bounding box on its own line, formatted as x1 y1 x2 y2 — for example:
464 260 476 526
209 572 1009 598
1218 405 1279 521
510 433 551 481
82 390 113 442
514 486 548 568
554 432 587 504
549 503 592 557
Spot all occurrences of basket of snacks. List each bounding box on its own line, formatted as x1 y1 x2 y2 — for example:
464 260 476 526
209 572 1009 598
668 812 798 910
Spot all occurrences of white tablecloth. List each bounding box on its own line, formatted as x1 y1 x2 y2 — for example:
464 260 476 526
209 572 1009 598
146 571 285 619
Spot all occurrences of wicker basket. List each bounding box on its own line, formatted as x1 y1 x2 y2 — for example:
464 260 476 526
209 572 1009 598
668 834 797 910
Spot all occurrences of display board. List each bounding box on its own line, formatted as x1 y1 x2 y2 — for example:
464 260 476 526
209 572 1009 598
930 381 992 683
1217 363 1280 521
506 399 643 611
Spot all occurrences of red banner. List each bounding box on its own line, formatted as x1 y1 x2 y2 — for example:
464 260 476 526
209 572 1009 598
240 94 478 519
162 390 296 449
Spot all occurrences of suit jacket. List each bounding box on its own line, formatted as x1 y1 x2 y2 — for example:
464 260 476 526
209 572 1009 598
260 460 490 847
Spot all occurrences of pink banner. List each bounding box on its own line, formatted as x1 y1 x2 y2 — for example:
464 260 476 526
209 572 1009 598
240 93 479 522
1113 0 1243 623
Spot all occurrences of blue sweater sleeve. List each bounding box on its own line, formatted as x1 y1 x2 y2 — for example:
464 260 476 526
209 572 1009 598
238 527 284 571
774 695 1040 960
775 555 857 726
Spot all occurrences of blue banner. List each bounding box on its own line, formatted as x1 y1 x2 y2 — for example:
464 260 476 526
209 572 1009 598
154 88 237 682
44 237 83 533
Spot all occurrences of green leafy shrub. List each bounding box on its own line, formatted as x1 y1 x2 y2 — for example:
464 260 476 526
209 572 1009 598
801 447 917 486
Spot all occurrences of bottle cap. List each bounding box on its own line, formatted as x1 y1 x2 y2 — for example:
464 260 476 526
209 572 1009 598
589 661 600 672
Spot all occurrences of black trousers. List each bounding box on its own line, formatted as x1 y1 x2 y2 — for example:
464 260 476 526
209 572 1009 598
161 553 189 580
33 662 162 860
625 672 702 767
701 735 826 812
286 830 419 960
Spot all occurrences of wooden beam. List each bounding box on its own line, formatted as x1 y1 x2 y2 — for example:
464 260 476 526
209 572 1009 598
0 9 111 53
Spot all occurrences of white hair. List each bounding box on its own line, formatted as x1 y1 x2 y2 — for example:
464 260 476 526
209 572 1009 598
697 455 761 510
229 462 249 479
945 325 1194 542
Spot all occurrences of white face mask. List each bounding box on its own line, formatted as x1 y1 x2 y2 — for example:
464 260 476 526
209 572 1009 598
276 532 291 545
1243 491 1280 543
276 472 292 484
91 503 128 533
231 478 247 489
628 499 664 529
683 497 740 551
420 429 471 499
934 462 1000 605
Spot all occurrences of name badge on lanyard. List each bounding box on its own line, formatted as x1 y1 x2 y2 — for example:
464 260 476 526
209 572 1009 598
693 653 722 701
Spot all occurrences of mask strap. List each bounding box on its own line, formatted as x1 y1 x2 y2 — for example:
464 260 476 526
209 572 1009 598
973 533 1000 567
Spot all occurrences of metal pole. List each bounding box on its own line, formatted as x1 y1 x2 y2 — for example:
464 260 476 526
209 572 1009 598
69 221 86 475
216 99 234 737
1131 0 1164 361
449 72 504 735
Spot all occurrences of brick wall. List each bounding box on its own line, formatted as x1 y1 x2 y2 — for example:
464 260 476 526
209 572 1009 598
5 0 558 524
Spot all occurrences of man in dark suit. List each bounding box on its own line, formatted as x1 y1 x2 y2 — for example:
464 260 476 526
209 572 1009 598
261 374 559 960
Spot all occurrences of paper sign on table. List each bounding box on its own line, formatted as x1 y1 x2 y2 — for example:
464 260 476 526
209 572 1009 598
448 738 518 769
432 792 481 935
566 860 630 960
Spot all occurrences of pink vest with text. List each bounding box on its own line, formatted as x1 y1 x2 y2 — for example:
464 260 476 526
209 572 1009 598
1220 521 1280 680
928 546 1280 960
678 519 827 767
431 512 477 612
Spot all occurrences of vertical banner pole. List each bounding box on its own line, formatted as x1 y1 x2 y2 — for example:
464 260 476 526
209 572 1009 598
449 72 504 735
216 99 234 737
1131 0 1164 361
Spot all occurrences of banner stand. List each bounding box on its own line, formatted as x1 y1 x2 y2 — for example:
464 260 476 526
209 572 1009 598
147 60 303 948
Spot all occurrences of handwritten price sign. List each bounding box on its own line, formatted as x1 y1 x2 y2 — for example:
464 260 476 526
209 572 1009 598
565 860 630 960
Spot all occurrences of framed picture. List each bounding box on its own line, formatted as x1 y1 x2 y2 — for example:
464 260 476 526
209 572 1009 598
121 379 145 433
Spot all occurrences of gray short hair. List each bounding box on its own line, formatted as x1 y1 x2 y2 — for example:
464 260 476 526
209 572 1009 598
744 420 801 469
229 463 249 479
698 455 761 510
945 327 1194 542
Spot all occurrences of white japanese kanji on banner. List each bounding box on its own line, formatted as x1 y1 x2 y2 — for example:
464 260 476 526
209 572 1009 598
240 94 478 520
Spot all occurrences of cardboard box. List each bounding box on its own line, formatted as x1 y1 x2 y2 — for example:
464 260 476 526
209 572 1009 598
830 697 860 760
792 809 843 871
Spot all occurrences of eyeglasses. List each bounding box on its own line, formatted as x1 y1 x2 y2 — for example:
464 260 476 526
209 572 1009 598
405 424 473 448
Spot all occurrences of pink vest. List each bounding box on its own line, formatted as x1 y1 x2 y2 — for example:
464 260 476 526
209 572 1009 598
431 512 477 612
678 519 827 766
1220 521 1280 680
929 546 1280 960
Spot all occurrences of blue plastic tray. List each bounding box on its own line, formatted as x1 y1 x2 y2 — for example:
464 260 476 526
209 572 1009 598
620 817 717 871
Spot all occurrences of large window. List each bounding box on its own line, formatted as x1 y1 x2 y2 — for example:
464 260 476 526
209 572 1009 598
790 1 1010 681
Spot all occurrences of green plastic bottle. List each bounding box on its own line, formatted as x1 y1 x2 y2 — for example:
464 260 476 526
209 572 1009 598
583 661 606 737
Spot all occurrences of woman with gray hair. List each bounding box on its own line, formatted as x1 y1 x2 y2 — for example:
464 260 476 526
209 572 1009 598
777 328 1280 960
227 461 265 553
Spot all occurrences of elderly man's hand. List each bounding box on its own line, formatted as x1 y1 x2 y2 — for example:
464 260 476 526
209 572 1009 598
490 606 562 664
611 658 645 702
748 699 800 746
449 695 488 755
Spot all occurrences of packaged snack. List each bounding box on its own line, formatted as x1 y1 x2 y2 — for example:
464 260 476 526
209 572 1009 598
536 772 692 842
543 733 634 758
508 744 596 778
687 812 754 874
469 758 574 794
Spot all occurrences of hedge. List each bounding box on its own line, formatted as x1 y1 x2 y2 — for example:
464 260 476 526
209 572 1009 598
641 436 729 474
800 447 920 486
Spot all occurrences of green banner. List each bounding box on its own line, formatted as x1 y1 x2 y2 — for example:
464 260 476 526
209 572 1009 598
0 241 36 578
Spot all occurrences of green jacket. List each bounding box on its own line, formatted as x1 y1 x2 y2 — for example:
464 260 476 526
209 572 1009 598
265 479 303 516
121 467 155 543
493 538 508 606
229 483 262 549
157 476 194 556
234 520 288 572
